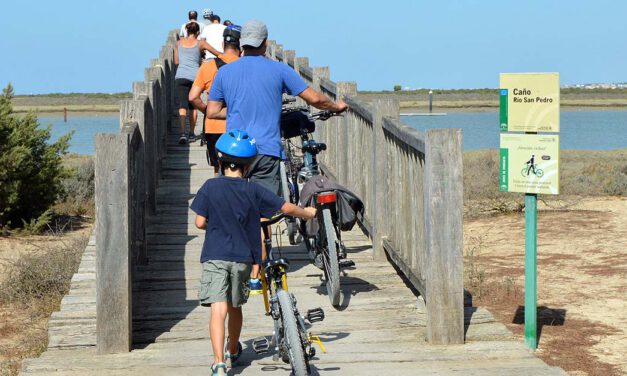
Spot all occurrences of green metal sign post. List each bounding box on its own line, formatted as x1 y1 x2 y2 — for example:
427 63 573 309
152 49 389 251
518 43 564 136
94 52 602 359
500 72 560 351
524 193 538 349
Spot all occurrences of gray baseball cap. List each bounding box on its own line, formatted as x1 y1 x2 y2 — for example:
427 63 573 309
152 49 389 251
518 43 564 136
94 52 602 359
240 20 268 48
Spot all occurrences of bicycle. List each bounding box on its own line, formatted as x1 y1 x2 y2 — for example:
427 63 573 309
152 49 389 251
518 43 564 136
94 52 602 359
251 213 326 376
278 104 355 307
521 164 544 178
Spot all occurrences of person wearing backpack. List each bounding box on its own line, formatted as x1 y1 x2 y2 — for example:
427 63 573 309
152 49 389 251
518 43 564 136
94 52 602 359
189 25 242 173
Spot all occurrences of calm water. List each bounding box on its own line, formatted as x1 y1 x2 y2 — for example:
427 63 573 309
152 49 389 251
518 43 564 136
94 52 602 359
40 114 119 155
40 111 627 154
402 110 627 150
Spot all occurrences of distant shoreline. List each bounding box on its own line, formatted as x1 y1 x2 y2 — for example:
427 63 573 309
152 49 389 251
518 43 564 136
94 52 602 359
13 105 120 114
11 89 627 114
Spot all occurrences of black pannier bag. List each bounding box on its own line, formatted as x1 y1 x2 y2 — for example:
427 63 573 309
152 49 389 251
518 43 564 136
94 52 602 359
299 175 365 233
280 110 315 139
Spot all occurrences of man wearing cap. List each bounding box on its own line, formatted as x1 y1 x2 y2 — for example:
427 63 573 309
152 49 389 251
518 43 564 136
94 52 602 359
189 26 242 174
206 19 348 197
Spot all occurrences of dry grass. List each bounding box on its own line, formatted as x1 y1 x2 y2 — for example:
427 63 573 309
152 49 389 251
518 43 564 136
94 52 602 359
0 228 89 375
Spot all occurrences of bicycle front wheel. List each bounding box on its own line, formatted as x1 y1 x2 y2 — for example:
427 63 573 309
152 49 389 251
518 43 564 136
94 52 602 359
277 289 308 376
321 208 340 307
536 169 544 178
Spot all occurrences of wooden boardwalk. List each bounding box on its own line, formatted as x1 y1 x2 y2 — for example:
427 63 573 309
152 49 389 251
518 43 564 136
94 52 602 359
21 128 566 375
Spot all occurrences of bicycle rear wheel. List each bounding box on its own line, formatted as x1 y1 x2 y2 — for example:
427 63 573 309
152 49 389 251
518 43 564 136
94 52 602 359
277 289 308 376
321 208 340 306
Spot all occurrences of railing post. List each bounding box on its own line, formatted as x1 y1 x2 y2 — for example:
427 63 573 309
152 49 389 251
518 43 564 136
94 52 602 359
424 128 464 344
132 83 157 216
371 97 399 260
266 40 277 59
311 67 330 165
120 100 148 265
294 57 309 74
146 63 167 173
95 128 137 354
334 82 357 185
284 50 295 68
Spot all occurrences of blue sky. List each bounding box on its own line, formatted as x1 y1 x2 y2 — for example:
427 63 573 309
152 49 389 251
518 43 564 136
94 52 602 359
1 0 626 94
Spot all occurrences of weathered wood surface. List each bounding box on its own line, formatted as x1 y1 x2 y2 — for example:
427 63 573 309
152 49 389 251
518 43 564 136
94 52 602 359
21 126 565 375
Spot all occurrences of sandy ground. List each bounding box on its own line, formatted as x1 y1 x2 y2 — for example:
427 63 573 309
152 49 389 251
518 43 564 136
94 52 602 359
465 197 627 375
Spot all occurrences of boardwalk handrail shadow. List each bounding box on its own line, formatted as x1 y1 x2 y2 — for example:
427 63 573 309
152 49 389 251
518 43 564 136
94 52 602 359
267 42 464 345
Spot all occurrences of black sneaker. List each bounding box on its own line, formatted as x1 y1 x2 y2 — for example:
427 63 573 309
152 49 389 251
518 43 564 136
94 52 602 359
225 341 243 367
178 134 187 145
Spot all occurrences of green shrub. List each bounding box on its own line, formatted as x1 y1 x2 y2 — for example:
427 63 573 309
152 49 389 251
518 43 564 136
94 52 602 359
0 84 72 229
20 209 53 235
56 157 95 217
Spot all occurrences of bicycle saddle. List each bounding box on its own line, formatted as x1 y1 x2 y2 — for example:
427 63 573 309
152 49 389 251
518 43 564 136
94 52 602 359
264 258 290 272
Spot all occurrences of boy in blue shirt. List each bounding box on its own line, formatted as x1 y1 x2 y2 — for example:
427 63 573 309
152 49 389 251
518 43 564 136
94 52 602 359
190 130 315 376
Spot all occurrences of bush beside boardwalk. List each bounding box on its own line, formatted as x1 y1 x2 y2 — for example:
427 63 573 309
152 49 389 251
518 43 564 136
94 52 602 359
0 84 95 376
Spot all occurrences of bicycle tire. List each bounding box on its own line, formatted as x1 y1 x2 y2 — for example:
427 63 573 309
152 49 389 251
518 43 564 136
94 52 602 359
536 169 544 178
322 208 340 306
277 290 308 376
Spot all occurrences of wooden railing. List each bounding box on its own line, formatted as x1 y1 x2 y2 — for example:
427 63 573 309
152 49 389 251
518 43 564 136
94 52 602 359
268 41 464 345
94 30 177 354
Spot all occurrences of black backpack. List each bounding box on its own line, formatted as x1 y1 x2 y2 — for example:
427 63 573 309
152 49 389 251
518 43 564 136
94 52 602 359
214 57 226 69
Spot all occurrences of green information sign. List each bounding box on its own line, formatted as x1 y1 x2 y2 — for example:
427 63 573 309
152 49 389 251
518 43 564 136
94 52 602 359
500 73 560 133
500 134 560 195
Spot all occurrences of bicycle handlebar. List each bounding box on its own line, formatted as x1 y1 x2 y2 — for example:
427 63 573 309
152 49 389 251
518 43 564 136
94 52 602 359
309 110 342 122
262 212 286 227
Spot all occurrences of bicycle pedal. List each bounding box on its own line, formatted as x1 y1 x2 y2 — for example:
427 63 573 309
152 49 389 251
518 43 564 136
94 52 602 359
339 260 355 268
252 336 270 354
306 307 325 323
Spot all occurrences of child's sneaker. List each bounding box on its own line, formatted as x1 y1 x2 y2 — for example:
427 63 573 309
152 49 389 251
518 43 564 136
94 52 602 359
248 278 262 295
211 362 227 376
224 341 243 367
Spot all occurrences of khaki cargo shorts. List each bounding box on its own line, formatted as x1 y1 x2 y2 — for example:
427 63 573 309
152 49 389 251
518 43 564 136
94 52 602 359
199 260 252 307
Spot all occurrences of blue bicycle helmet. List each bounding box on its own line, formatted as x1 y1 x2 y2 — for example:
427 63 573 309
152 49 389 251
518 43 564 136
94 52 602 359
215 130 257 165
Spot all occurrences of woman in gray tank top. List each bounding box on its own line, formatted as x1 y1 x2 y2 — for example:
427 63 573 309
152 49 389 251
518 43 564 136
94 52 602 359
174 22 220 144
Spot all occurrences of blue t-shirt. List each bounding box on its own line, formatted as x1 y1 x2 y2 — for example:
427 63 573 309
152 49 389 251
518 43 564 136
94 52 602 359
190 176 285 264
209 55 308 157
